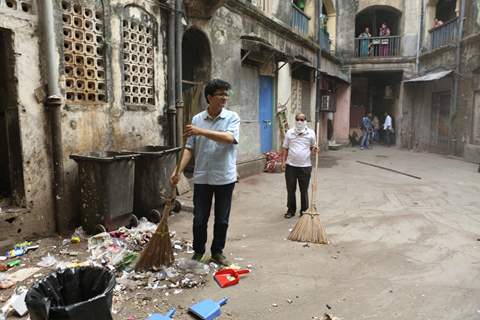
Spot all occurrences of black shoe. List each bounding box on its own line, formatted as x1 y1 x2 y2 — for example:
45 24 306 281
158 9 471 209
192 252 204 262
284 211 295 219
210 253 231 266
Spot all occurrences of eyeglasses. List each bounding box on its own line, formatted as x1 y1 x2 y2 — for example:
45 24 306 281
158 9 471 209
296 118 306 122
213 93 230 98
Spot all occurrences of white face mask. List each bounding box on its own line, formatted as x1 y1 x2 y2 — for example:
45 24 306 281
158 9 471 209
295 120 306 132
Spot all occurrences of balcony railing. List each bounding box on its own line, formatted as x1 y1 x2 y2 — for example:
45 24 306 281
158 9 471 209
354 35 401 57
319 28 331 52
430 17 458 50
291 3 310 36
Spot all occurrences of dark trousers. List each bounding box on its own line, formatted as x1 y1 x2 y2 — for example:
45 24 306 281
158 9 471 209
193 183 235 255
285 164 312 213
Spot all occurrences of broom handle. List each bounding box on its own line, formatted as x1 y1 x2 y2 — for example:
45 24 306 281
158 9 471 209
311 122 320 209
157 137 186 228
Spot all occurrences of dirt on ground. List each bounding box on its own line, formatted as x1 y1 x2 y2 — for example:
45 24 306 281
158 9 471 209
2 146 480 320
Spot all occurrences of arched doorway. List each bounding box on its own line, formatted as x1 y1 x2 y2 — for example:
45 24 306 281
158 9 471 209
182 28 211 123
355 5 401 37
355 5 402 57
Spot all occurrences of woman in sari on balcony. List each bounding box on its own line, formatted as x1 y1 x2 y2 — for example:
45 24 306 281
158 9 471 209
359 27 371 57
379 22 391 56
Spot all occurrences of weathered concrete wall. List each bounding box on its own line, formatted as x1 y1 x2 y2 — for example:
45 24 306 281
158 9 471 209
333 84 351 144
335 0 356 58
57 0 169 231
0 4 55 241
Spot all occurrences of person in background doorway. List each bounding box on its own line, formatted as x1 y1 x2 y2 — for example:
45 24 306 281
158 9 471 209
359 27 372 57
372 114 380 143
360 112 373 150
170 79 240 267
379 22 391 56
281 113 317 218
383 112 394 146
433 18 444 28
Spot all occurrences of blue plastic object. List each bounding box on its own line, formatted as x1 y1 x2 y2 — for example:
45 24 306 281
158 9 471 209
188 298 228 320
146 308 176 320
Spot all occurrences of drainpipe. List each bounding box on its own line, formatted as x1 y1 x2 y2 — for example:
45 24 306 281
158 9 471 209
167 0 176 147
175 0 184 146
39 1 65 233
315 0 323 125
450 0 465 154
415 0 424 73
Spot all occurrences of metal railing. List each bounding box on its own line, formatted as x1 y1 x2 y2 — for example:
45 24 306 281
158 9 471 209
354 35 401 57
430 17 458 50
291 3 310 36
319 28 331 52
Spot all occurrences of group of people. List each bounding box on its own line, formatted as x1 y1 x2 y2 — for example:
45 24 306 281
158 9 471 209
358 22 391 57
170 79 320 266
359 112 394 150
169 78 396 267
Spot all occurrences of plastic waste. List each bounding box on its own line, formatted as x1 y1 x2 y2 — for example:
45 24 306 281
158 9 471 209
176 258 210 275
26 266 116 320
37 254 58 268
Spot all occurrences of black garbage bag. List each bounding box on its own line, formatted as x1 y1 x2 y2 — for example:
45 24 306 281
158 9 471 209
25 266 116 320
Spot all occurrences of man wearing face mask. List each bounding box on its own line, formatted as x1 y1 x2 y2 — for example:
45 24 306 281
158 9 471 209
281 113 317 218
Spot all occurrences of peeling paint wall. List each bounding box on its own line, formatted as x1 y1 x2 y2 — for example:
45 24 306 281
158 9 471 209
0 0 170 240
0 2 55 241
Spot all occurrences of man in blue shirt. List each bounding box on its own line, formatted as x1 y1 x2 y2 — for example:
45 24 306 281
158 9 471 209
171 79 240 266
360 112 373 150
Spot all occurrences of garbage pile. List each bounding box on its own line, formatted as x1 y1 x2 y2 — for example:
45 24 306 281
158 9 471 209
0 217 229 319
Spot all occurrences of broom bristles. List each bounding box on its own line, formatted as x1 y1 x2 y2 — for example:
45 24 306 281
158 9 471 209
135 202 175 271
288 208 328 244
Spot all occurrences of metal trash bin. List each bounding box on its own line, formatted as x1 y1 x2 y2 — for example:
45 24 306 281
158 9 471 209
70 152 139 234
130 146 181 222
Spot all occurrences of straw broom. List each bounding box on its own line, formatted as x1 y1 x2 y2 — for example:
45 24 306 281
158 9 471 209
288 122 328 244
135 145 185 270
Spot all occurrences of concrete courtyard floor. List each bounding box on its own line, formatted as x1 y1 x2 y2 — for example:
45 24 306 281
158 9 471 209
148 146 480 320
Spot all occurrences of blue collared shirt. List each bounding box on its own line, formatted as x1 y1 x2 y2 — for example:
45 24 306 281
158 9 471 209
186 108 240 185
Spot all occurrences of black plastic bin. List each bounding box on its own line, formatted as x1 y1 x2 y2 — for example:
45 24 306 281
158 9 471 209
130 146 181 222
26 266 116 320
70 151 139 234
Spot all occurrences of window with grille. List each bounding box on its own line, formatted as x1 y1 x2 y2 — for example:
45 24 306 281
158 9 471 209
0 0 35 14
61 0 107 104
122 5 156 109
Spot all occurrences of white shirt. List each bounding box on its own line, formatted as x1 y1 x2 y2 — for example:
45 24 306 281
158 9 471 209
282 127 316 167
383 115 392 130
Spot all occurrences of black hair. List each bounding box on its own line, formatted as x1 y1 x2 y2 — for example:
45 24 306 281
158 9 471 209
204 79 231 104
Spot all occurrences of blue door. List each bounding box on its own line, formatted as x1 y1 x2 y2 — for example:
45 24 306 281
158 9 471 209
259 76 273 153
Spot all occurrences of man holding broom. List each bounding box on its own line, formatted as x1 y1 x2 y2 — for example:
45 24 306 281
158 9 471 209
281 113 317 219
170 79 240 267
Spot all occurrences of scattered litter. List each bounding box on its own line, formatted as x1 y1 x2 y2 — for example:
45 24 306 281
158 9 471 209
272 303 278 307
303 243 310 248
326 304 332 309
8 267 41 283
71 236 81 244
286 299 293 304
37 254 58 267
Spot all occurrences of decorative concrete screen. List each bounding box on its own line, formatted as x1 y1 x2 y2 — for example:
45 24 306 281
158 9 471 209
122 5 156 108
61 0 107 104
0 0 35 14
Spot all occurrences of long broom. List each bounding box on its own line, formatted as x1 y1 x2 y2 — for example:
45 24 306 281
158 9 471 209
288 121 328 244
135 144 186 270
